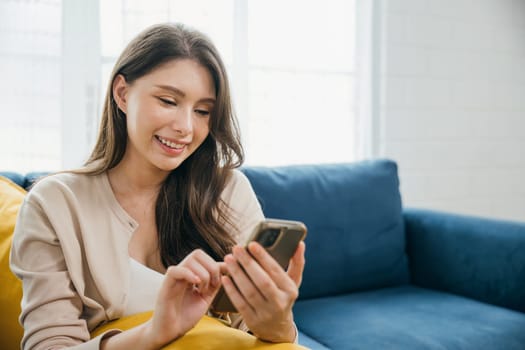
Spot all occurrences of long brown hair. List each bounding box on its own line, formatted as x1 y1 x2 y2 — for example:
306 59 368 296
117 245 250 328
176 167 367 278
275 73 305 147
81 23 244 266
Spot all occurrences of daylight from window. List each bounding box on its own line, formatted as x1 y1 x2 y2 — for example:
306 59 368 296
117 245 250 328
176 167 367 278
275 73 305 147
0 0 356 171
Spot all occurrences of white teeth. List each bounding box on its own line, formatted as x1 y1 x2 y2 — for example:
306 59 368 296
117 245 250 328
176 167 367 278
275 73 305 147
157 136 184 149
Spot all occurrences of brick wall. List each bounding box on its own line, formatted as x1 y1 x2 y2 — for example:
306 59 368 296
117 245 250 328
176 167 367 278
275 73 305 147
379 0 525 221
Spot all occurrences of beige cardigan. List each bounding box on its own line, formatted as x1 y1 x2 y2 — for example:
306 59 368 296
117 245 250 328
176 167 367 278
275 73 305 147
10 170 264 350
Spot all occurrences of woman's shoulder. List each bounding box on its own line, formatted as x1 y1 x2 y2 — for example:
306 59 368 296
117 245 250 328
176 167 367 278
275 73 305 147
221 168 260 206
223 168 252 194
26 171 106 205
30 171 99 191
221 168 264 242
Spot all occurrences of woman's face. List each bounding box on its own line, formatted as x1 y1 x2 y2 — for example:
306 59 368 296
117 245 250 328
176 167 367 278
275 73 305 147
114 59 215 174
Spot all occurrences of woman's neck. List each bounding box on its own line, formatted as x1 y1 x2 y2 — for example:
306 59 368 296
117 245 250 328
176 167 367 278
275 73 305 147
107 160 167 197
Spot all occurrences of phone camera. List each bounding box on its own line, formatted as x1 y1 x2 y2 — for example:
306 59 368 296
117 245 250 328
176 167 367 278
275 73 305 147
259 228 281 248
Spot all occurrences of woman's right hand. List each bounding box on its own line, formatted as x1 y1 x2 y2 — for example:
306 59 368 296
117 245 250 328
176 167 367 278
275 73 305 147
142 249 223 349
102 249 221 349
101 249 222 350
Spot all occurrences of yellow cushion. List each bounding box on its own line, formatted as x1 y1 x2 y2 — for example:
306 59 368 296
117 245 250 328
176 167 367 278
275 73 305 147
92 312 308 349
0 176 26 349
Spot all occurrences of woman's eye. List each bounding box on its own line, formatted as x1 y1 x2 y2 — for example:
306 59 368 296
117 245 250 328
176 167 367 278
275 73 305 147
195 109 210 117
159 97 177 106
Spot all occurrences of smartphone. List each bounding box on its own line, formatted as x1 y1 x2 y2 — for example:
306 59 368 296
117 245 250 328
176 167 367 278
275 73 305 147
210 218 307 313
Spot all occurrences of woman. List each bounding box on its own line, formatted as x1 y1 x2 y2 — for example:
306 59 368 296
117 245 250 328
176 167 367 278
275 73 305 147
10 23 305 349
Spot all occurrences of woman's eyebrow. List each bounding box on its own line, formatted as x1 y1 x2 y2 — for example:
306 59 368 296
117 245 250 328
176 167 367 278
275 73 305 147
155 84 215 104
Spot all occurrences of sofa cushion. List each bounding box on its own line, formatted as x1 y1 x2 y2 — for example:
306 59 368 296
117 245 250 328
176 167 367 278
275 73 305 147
293 285 525 350
0 172 48 190
242 159 409 299
0 172 25 188
0 176 26 349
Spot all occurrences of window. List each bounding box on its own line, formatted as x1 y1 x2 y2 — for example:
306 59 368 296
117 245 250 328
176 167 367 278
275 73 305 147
0 0 62 172
1 0 359 171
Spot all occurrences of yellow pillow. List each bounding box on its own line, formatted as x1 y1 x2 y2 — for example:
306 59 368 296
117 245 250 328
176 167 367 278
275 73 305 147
92 312 308 350
0 176 26 349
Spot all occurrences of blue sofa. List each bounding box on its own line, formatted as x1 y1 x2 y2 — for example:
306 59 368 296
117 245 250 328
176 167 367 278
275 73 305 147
3 159 525 349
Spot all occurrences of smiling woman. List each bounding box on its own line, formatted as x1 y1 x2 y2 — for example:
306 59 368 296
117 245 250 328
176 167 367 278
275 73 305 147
9 23 306 350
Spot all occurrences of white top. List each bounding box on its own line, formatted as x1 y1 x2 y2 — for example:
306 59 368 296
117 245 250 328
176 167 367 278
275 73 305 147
124 257 164 316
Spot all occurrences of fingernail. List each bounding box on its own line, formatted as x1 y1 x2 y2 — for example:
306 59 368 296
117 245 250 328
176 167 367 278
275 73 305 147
249 242 260 254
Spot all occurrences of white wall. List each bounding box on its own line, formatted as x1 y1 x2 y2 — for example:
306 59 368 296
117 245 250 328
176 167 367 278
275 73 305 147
379 0 525 222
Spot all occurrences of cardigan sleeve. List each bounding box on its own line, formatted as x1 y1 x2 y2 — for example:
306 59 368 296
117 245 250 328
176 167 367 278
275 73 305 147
221 170 265 245
10 191 119 350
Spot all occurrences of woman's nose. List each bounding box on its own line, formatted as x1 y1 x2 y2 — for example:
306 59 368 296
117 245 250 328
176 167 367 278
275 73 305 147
172 107 192 135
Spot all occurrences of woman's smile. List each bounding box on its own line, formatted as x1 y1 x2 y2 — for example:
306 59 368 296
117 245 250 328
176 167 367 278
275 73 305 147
155 135 187 155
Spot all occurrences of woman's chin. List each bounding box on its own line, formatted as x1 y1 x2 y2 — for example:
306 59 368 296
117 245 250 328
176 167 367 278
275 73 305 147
153 158 186 173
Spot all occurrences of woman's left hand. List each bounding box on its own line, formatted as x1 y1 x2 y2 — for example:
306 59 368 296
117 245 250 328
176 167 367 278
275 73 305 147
221 241 306 343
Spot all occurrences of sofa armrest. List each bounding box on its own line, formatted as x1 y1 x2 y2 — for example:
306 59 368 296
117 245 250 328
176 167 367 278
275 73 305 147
404 208 525 313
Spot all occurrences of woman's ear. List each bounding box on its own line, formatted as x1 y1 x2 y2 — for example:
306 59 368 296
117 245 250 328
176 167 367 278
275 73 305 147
113 74 128 114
